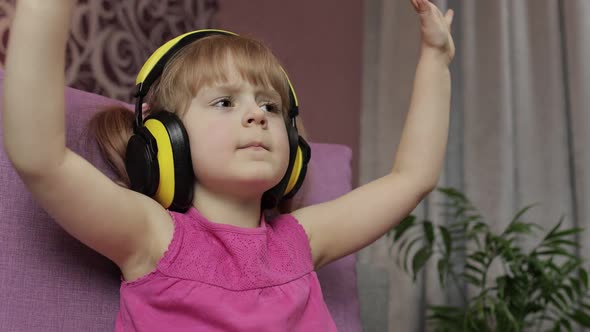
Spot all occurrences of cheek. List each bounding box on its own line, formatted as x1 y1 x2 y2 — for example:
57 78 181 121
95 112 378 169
201 121 231 146
187 121 233 167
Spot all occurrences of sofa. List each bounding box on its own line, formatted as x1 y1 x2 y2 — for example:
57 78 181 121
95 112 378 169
0 70 362 331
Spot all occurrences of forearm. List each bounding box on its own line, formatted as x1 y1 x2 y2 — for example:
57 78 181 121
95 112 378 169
2 0 74 173
391 48 451 189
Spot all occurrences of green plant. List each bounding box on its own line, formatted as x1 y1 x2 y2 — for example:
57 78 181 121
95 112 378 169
388 187 590 332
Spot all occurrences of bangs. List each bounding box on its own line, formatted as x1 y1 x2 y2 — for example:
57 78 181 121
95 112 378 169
152 34 291 118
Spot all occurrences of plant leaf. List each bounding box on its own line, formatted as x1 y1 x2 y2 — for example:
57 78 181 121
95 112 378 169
424 221 435 245
504 204 540 231
580 268 589 289
437 187 469 202
391 215 416 241
467 251 488 268
568 309 590 327
561 318 573 332
403 236 425 273
561 285 574 303
495 301 520 332
546 228 584 241
412 246 433 280
465 262 485 276
532 248 577 259
427 306 465 331
439 225 452 255
580 301 590 312
542 239 580 248
553 290 570 310
394 237 409 268
448 215 480 229
543 216 566 241
437 258 448 286
571 278 582 294
462 272 481 287
547 293 567 313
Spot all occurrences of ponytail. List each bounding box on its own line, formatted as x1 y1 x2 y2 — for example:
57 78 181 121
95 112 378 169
88 106 135 188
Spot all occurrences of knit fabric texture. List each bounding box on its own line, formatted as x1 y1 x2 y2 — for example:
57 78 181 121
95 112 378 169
115 207 338 331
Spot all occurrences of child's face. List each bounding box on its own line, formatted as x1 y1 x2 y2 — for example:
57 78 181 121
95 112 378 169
181 61 290 200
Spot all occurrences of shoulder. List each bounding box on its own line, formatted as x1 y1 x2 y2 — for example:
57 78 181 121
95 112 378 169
290 208 329 270
268 213 310 240
267 213 313 249
269 212 319 268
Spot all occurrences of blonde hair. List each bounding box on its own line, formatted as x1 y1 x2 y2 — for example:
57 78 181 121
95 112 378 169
88 34 310 213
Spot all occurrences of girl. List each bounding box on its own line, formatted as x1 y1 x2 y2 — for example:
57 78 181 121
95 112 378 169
2 0 454 331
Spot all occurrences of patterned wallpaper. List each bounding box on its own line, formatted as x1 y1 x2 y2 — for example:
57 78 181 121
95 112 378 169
0 0 218 102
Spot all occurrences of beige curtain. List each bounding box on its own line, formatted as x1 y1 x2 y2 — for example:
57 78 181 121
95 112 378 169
358 0 590 331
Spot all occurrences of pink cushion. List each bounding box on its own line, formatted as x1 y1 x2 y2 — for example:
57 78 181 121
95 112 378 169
0 71 361 331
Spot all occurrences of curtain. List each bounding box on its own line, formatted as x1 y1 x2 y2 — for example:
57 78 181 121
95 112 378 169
358 0 590 331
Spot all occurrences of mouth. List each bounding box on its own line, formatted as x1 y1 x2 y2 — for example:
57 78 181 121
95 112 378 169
239 142 270 151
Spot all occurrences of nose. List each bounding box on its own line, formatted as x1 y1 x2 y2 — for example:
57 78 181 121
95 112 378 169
242 104 267 128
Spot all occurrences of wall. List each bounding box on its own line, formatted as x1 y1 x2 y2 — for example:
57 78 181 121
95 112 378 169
217 1 363 183
0 0 363 183
0 0 218 102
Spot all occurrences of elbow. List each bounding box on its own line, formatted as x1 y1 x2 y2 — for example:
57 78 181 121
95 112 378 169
418 174 439 195
422 179 438 194
389 171 438 202
417 170 441 196
410 176 438 200
420 183 437 199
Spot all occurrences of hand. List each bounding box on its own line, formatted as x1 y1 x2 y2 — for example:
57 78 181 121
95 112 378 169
411 0 455 64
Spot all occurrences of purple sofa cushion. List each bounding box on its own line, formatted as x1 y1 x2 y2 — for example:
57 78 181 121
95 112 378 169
0 71 361 332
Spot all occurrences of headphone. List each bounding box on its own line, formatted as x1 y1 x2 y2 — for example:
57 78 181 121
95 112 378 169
124 29 311 213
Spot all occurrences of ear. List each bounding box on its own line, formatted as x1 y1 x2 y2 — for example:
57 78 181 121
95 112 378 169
142 103 151 115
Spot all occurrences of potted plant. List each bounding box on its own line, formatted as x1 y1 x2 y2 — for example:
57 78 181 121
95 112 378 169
388 187 590 331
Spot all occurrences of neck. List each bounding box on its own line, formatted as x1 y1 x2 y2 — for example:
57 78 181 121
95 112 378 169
191 184 262 229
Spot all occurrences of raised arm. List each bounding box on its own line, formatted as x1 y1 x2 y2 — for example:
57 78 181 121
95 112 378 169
293 0 455 270
3 0 74 170
2 0 170 277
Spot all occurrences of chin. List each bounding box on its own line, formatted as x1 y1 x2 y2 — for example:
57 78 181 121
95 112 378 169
235 176 281 191
233 171 285 191
199 164 287 194
238 165 285 182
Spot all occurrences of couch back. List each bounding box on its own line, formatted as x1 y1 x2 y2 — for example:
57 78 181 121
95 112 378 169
0 71 361 331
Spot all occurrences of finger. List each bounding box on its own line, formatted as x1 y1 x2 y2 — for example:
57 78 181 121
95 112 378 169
445 9 454 26
416 0 430 13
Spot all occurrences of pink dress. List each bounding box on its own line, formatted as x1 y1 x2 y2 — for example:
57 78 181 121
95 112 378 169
115 207 338 331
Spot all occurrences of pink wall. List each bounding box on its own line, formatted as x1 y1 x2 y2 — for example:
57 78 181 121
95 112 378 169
217 1 363 184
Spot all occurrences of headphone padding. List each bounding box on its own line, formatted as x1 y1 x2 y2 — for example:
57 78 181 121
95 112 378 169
125 127 160 197
283 136 311 200
147 112 194 212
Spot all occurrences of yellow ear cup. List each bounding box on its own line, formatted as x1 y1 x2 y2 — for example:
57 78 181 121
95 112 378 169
144 119 176 208
285 146 303 195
